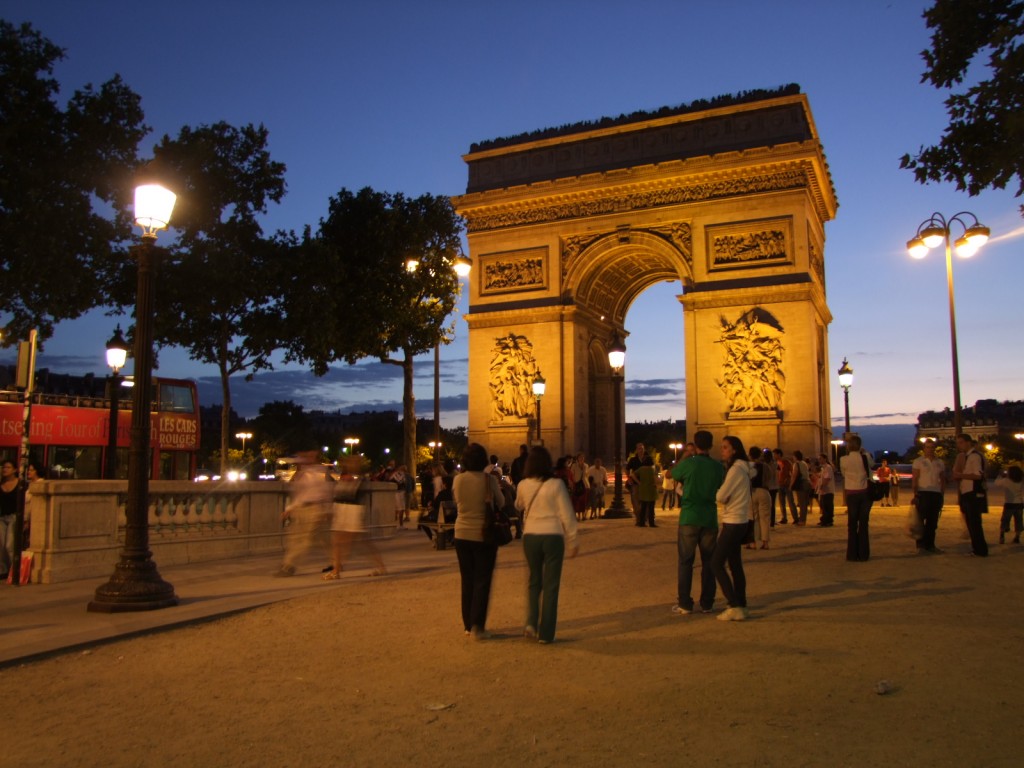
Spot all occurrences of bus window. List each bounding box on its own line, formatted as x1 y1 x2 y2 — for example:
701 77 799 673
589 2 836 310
158 382 196 414
159 451 191 480
48 446 103 479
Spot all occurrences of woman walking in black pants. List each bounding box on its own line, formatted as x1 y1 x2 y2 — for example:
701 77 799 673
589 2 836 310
452 443 508 640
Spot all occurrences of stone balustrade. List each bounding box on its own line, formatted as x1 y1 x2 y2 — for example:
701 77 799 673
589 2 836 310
26 480 401 584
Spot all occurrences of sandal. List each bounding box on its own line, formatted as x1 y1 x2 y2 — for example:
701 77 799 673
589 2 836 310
321 569 342 581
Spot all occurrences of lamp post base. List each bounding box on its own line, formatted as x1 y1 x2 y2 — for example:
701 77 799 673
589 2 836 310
87 555 178 613
604 486 631 518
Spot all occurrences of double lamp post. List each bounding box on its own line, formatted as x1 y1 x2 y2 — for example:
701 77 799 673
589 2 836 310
89 180 179 612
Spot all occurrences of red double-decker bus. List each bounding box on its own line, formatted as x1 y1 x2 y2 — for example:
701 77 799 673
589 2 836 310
0 377 200 480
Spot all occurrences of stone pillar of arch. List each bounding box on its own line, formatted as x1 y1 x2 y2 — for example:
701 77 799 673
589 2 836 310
453 90 838 463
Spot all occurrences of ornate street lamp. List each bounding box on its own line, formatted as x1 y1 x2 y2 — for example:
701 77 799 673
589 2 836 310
907 211 990 437
604 333 629 518
89 180 179 612
344 437 360 456
433 248 471 467
837 357 853 438
532 370 546 445
669 442 683 461
104 326 128 480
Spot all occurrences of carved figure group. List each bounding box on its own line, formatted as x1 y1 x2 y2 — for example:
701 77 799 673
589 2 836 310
716 309 786 412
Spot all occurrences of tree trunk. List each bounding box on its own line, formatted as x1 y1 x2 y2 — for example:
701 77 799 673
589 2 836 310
402 349 416 499
219 357 231 475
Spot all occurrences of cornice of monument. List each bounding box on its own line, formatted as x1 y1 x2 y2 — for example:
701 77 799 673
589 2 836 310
455 152 834 232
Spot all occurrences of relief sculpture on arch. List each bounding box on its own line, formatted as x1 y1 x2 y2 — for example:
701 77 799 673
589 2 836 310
489 332 539 422
716 308 786 414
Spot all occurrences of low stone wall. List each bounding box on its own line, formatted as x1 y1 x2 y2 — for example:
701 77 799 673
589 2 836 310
26 480 401 584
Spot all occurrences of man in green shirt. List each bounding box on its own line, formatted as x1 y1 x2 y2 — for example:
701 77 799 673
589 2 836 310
670 430 725 614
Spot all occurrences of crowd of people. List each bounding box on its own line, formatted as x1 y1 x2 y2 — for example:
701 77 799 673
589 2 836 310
268 431 1019 643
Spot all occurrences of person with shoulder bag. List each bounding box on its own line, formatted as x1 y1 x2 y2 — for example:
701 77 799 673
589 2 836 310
453 443 509 640
515 446 578 644
952 434 989 557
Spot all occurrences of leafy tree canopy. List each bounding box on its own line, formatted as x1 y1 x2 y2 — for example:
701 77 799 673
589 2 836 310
901 0 1024 213
0 21 146 340
128 121 287 471
284 187 465 373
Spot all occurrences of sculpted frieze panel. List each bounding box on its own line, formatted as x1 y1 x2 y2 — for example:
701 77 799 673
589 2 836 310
489 332 540 422
706 217 792 272
716 308 786 414
464 169 808 232
480 247 547 295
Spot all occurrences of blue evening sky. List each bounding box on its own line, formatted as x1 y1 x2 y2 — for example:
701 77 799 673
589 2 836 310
2 0 1022 438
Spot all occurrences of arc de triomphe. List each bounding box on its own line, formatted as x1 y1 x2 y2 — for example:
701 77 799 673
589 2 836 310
452 89 838 463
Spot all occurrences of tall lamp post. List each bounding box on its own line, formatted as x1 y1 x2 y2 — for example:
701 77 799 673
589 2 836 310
344 437 360 456
430 250 472 469
235 431 252 454
669 442 683 462
604 333 629 518
532 371 546 445
837 358 853 438
907 212 990 437
104 326 128 479
89 181 179 612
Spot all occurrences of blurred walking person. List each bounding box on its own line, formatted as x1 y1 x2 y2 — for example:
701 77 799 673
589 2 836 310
276 451 334 577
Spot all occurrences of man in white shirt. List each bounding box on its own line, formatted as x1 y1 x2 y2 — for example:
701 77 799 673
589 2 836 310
952 434 989 557
911 439 946 554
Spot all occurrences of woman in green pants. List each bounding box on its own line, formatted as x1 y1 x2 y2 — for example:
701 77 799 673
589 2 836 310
515 446 579 644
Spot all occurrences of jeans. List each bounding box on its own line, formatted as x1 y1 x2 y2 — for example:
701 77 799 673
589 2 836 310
818 493 835 526
780 487 798 522
959 493 989 557
768 489 778 526
999 503 1023 534
523 534 565 643
916 491 943 550
709 522 747 608
846 491 872 561
455 538 498 631
0 514 15 577
677 524 717 610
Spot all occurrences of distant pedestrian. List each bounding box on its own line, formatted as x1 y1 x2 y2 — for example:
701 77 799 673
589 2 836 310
838 436 872 562
748 446 771 549
633 455 658 527
586 458 607 519
774 449 795 524
911 439 946 554
995 465 1024 544
953 434 989 557
816 454 836 527
515 446 579 644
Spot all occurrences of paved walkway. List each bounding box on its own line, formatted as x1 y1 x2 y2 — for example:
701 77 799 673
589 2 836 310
0 527 457 667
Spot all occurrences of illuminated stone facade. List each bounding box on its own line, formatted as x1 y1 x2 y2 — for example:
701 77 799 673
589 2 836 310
453 91 838 462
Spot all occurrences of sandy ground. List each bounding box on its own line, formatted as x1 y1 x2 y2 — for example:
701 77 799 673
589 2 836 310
4 501 1022 768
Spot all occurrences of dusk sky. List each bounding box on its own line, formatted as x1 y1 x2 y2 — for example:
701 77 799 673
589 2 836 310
3 1 1022 441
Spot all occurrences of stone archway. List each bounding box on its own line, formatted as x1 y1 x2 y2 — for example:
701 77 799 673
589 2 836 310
453 89 838 463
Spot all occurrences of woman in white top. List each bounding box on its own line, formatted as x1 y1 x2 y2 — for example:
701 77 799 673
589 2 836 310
712 436 754 621
838 434 872 561
515 446 579 644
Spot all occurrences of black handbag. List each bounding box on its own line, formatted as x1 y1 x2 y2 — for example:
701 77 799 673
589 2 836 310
484 478 513 546
861 453 886 502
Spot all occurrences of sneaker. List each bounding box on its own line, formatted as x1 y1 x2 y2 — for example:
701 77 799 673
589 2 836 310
716 606 747 621
273 565 295 577
699 604 715 614
670 604 692 616
524 625 537 639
